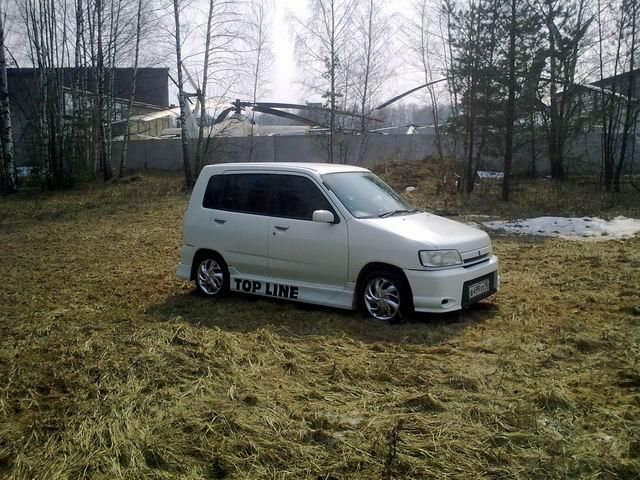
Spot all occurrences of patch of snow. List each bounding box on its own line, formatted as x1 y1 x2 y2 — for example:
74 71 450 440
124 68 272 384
483 216 640 240
477 170 504 180
16 166 34 177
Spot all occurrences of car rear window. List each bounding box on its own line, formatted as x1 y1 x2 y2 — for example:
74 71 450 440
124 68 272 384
222 174 271 215
202 172 335 220
203 173 271 215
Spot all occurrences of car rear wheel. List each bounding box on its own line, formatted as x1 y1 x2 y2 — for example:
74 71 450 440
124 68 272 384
195 256 228 298
361 270 410 324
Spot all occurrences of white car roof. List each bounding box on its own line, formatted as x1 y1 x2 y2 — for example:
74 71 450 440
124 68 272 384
203 162 371 175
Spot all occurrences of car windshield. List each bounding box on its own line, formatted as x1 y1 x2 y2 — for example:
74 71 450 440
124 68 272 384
322 172 418 219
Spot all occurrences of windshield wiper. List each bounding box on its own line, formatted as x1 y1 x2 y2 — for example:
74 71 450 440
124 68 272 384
378 208 419 218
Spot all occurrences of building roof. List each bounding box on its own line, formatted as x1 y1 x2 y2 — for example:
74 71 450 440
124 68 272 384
7 67 170 107
591 68 640 89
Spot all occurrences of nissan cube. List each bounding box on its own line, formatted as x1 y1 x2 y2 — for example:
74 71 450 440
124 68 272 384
177 163 499 323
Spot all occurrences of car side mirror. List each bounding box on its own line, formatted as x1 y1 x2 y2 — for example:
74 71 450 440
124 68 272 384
312 210 335 223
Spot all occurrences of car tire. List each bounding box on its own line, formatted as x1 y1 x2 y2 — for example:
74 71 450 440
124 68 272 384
360 269 412 324
194 254 229 298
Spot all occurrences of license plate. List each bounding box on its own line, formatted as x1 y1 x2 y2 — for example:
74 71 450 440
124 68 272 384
468 278 491 299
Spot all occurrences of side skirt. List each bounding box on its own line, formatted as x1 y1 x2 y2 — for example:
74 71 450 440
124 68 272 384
228 271 355 310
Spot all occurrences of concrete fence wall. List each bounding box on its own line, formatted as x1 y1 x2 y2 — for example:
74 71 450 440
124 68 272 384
110 133 440 171
110 132 640 175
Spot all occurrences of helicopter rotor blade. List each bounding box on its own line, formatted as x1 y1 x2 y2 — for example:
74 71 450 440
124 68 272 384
213 107 236 125
169 72 198 99
375 78 449 110
252 106 325 127
253 102 381 122
182 63 200 94
213 100 384 127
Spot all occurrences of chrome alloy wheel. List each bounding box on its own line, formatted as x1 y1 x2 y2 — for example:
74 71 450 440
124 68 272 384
197 259 224 296
364 277 401 321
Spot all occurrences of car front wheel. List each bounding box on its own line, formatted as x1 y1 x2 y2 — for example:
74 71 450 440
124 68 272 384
361 270 411 323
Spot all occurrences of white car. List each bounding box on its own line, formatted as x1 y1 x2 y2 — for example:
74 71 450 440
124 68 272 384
177 163 499 323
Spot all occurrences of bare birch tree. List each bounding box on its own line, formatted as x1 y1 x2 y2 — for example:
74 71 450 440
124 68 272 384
20 0 69 188
0 5 17 193
96 0 111 180
5 0 159 188
71 0 86 178
441 0 461 161
502 0 518 201
292 0 359 163
119 0 144 177
246 0 272 162
352 0 392 164
191 0 241 173
596 0 640 193
172 0 194 188
102 0 125 180
13 0 134 186
613 0 639 192
406 0 447 164
192 0 216 174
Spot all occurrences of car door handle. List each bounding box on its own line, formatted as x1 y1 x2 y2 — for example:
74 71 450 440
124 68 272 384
274 225 289 231
214 218 226 224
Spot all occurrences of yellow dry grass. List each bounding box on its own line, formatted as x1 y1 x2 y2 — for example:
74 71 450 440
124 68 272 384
0 166 639 479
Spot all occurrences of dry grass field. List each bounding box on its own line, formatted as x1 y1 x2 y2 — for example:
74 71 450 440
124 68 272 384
1 163 639 479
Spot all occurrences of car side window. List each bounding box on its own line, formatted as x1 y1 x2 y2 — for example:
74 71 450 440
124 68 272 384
221 173 271 215
274 175 333 220
202 174 224 209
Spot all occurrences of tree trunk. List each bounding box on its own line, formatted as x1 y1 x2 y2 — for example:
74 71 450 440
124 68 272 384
502 0 517 201
329 1 336 163
528 113 537 176
248 0 267 163
357 0 372 165
120 0 143 178
615 0 638 193
173 0 194 188
0 10 17 193
443 0 459 161
96 0 111 181
103 0 123 181
465 102 475 194
71 0 84 180
547 9 563 181
195 0 215 173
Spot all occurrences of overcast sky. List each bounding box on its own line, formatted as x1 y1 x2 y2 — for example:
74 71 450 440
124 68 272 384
270 0 419 104
271 0 307 102
4 0 430 106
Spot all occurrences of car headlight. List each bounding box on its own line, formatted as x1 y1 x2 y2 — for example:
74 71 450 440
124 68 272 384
419 250 463 268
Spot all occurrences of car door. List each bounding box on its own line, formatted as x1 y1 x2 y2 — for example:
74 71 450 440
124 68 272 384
268 174 348 288
203 172 272 277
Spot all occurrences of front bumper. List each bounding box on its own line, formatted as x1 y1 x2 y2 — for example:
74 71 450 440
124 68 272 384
404 255 499 313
